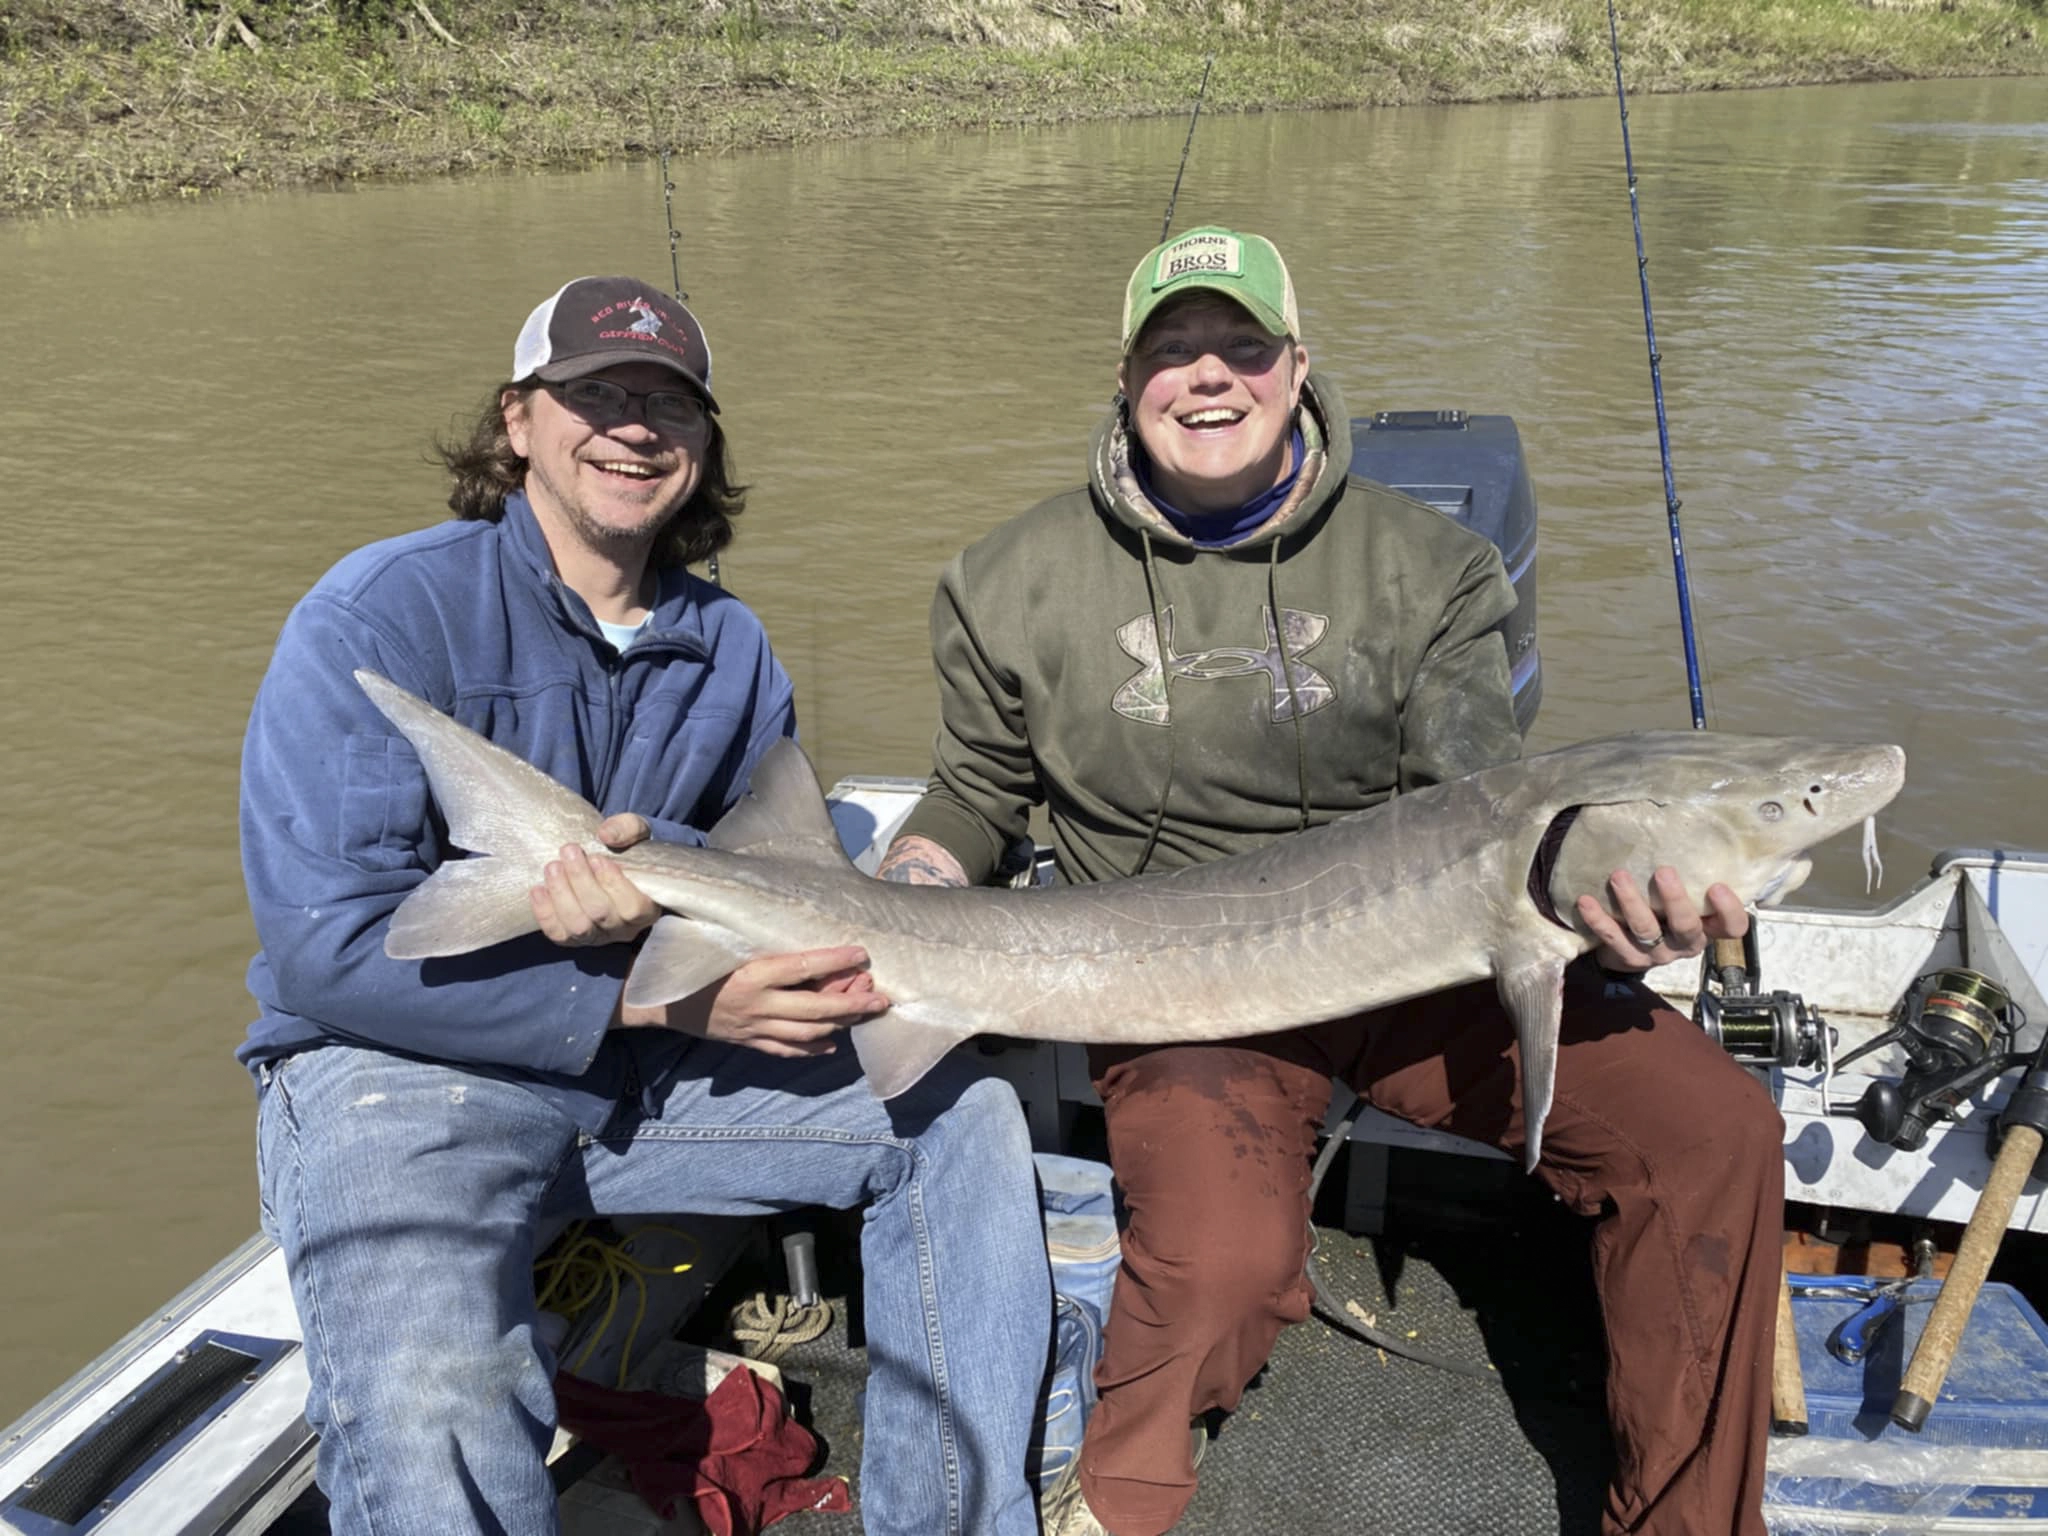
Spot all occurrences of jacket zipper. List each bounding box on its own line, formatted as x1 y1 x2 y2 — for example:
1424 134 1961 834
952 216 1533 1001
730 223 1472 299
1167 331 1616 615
592 654 626 807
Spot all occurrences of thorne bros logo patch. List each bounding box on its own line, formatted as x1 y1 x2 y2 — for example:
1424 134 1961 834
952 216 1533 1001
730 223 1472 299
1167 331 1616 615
1154 233 1242 289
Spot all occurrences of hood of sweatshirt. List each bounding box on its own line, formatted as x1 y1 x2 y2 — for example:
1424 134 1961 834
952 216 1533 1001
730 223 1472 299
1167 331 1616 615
1090 371 1355 551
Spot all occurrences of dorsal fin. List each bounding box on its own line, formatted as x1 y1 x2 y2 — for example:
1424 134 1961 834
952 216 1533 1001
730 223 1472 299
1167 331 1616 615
707 738 851 869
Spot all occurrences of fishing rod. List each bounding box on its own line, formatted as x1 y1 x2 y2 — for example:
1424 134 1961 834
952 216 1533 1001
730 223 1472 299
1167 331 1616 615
1159 55 1214 243
659 146 689 306
1604 10 1794 1028
1603 9 1823 1438
1605 0 1705 731
657 147 719 587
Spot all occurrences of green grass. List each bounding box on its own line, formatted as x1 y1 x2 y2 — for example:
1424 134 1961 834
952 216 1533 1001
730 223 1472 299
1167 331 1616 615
1 0 2042 214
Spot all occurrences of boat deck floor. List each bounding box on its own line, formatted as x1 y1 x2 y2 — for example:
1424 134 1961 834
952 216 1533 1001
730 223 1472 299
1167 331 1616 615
267 1151 1624 1535
759 1152 1616 1536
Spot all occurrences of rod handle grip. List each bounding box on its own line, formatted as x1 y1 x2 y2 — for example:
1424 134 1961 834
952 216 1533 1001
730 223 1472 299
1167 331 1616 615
1772 1265 1808 1436
1892 1123 2043 1430
1712 936 1750 994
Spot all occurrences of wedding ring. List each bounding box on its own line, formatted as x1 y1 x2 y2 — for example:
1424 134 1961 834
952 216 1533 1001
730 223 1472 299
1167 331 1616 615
1627 926 1664 949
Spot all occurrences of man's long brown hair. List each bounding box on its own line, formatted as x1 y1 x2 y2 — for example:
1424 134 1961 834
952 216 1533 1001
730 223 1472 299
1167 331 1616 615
435 382 747 570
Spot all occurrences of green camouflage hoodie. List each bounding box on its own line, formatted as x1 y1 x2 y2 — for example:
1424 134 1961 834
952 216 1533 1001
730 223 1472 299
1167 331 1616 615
896 373 1523 886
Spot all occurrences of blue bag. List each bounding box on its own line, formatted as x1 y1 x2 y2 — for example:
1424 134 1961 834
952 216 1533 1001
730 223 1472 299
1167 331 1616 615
1029 1153 1121 1495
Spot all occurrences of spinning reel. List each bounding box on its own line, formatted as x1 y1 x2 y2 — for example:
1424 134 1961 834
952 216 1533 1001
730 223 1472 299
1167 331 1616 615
1844 968 2024 1151
1694 926 1831 1069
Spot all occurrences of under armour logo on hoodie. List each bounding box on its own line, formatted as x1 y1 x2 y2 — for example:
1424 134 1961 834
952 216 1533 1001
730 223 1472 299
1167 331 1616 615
1113 604 1335 726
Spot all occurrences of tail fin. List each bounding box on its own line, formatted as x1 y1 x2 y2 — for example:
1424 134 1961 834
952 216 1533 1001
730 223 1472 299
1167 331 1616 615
356 670 605 959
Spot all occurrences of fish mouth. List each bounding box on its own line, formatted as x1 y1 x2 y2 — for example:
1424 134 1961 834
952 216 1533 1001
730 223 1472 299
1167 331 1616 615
1766 746 1901 899
1756 857 1812 907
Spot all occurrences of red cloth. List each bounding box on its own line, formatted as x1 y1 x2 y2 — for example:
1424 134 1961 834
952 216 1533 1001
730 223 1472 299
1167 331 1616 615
554 1365 852 1536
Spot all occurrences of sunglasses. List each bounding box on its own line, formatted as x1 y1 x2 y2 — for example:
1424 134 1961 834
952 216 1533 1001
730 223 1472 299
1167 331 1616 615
548 377 708 432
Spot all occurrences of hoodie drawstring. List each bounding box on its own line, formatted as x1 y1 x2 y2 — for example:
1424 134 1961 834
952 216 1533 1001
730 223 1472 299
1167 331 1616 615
1127 528 1179 878
1269 541 1312 832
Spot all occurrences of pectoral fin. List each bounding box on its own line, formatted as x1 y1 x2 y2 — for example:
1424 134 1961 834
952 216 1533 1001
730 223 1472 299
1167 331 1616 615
624 916 758 1007
848 1004 975 1100
1495 955 1568 1174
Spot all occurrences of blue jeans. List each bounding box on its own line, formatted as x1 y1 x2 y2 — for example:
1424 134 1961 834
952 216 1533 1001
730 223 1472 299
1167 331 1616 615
256 1039 1050 1536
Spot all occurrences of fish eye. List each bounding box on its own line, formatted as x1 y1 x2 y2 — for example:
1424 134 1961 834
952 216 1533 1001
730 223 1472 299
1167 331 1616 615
1759 801 1784 822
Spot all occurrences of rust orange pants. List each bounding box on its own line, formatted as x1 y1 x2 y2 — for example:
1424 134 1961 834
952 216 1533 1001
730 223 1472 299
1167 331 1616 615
1078 960 1784 1536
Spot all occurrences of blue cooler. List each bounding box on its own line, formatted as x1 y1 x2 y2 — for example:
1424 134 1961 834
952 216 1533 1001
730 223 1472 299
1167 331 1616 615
1765 1275 2048 1533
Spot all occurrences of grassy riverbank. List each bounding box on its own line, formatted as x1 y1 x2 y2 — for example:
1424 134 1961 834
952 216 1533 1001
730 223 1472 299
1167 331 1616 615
2 0 2042 215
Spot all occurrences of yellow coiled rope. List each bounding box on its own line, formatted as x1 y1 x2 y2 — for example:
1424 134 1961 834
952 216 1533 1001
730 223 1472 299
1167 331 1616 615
534 1220 700 1388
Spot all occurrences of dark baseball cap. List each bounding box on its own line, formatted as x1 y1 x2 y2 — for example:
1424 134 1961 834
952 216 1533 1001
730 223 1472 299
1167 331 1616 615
511 276 718 411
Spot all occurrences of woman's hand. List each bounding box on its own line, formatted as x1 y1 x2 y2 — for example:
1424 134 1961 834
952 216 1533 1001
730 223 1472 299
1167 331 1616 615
1575 866 1748 972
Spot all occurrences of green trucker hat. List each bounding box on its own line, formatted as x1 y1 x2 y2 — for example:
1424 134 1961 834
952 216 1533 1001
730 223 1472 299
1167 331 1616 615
1120 226 1300 353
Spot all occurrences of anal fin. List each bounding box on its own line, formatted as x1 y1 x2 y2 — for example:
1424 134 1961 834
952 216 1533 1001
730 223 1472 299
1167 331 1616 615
848 1003 975 1100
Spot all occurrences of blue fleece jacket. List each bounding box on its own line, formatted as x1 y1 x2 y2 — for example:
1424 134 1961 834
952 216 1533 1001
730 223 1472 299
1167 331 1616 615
235 493 797 1131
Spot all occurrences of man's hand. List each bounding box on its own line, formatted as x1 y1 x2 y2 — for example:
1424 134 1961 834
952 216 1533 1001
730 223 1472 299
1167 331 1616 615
618 947 889 1057
1575 866 1749 973
531 815 657 947
877 834 970 887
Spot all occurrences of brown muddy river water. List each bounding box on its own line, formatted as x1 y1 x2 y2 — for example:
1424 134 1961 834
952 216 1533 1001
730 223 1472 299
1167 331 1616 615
2 76 2045 1422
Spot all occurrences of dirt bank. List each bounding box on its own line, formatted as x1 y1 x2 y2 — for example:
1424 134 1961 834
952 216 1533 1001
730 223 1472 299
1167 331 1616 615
2 0 2041 215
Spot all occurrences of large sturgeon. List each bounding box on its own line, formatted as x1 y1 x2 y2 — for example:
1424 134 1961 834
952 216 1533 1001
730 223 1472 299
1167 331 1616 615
357 670 1904 1169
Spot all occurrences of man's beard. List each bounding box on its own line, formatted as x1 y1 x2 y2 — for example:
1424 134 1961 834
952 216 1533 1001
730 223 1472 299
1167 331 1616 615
526 458 684 551
564 500 671 548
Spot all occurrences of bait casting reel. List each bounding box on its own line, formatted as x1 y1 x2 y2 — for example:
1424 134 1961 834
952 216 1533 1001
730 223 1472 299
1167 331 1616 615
1694 926 1831 1070
1842 968 2024 1151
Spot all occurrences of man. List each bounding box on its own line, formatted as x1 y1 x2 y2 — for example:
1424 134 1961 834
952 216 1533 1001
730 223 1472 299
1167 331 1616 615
237 275 1049 1536
879 228 1784 1536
